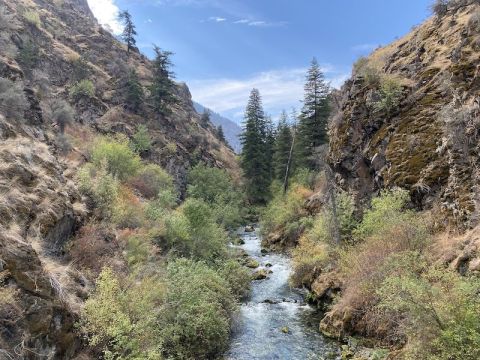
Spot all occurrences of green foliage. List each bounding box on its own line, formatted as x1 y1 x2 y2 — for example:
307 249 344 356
50 99 74 133
17 40 39 74
165 198 228 262
69 79 95 101
160 258 237 359
295 58 330 169
352 56 381 86
123 69 144 112
291 167 318 190
119 10 137 55
187 164 243 229
261 184 312 237
23 10 41 28
200 109 210 128
78 162 119 219
273 110 293 181
130 163 174 199
79 267 164 359
218 259 251 299
124 233 152 269
378 259 480 360
0 78 28 121
112 187 145 229
354 188 411 239
240 88 272 204
216 125 226 142
71 56 90 82
91 135 142 181
374 77 403 116
148 45 178 115
131 125 152 153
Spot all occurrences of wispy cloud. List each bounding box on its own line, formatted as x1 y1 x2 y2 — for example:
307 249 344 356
208 16 227 22
189 67 349 123
87 0 122 35
351 43 379 53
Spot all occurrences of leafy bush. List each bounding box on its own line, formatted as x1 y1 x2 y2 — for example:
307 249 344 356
187 164 243 229
50 99 75 133
123 231 153 269
0 78 28 121
218 259 251 299
69 79 95 101
129 163 174 199
374 77 403 116
291 168 319 190
378 258 480 360
291 191 356 287
78 162 119 218
17 40 39 73
112 186 145 229
261 184 312 237
91 135 142 181
80 267 164 359
131 125 152 153
165 198 228 262
431 0 449 16
71 56 90 82
352 56 381 86
160 258 237 359
23 10 41 28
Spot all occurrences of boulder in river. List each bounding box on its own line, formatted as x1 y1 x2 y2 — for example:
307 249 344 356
252 269 268 280
245 225 255 232
245 259 260 269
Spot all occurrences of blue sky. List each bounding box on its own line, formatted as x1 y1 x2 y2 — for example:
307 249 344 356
88 0 432 123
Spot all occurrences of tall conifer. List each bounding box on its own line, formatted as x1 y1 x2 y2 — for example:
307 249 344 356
273 110 293 181
119 10 137 56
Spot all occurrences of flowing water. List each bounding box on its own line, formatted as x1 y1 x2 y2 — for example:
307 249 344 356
226 228 340 360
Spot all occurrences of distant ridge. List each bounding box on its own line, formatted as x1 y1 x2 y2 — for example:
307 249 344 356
193 102 242 153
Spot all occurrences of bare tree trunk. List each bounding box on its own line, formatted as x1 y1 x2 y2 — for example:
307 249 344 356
283 126 296 194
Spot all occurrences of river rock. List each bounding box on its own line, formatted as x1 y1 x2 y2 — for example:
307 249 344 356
281 326 289 334
245 225 255 232
265 262 273 267
245 259 260 269
252 269 268 280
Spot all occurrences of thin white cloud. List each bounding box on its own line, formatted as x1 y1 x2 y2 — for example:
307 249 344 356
87 0 122 35
351 43 379 52
189 67 349 122
209 16 227 22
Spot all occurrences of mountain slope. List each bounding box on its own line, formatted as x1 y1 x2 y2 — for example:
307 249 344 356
0 0 239 357
193 101 242 153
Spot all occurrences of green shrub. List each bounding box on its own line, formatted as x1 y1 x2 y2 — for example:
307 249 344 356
0 78 28 121
129 163 173 199
71 56 90 82
79 267 164 359
187 164 243 229
91 135 142 181
17 40 39 74
378 258 480 360
131 125 152 153
291 168 318 190
69 79 95 101
165 198 228 262
261 184 312 236
160 258 237 359
124 232 152 269
218 259 251 299
374 77 403 116
112 186 145 229
23 10 41 28
353 57 381 86
78 162 119 218
50 99 74 133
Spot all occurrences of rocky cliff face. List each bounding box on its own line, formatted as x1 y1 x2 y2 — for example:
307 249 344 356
329 2 480 228
0 0 238 357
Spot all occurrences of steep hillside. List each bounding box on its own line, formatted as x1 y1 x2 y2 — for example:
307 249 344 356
193 102 243 153
329 1 479 228
0 0 240 357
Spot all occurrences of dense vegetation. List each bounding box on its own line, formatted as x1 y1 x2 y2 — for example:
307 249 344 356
76 136 249 359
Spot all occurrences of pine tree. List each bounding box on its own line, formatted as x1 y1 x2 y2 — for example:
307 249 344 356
148 45 178 115
119 10 137 55
200 109 210 128
296 58 330 169
265 115 276 183
123 68 144 112
217 125 226 142
240 89 270 204
273 110 293 181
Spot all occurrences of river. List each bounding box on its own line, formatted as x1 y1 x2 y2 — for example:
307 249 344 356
226 228 340 360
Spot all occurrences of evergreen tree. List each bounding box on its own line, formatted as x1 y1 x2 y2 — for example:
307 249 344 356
200 109 210 128
123 68 144 112
119 10 137 55
265 115 276 183
240 89 270 204
148 45 178 115
296 58 330 169
217 125 226 142
273 110 293 181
